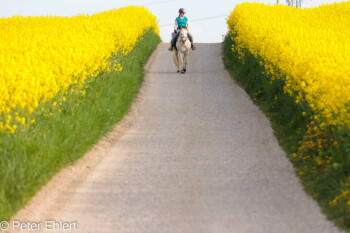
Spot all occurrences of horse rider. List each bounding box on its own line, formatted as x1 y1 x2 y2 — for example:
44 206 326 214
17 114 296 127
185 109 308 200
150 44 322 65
168 8 196 51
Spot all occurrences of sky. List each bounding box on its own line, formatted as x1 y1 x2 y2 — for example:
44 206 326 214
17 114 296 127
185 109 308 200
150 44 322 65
0 0 347 43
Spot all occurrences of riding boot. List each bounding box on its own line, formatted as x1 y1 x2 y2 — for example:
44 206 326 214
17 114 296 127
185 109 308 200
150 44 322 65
191 42 196 50
168 44 174 51
188 33 196 50
168 31 179 51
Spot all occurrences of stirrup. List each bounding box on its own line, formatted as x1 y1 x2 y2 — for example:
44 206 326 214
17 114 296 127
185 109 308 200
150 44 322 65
168 46 174 51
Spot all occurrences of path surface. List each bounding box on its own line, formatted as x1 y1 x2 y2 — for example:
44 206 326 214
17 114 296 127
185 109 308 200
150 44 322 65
9 43 341 233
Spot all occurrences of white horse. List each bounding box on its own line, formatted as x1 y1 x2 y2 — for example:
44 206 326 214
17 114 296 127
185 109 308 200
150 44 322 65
172 27 191 74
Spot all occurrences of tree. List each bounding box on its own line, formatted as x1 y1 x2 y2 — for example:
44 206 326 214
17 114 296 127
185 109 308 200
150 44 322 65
286 0 302 8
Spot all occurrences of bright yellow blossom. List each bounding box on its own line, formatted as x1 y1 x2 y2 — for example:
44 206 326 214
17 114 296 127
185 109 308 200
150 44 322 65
0 6 159 133
227 2 350 127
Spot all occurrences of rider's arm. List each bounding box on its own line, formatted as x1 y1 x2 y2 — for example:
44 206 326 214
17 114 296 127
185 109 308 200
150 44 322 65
174 20 178 31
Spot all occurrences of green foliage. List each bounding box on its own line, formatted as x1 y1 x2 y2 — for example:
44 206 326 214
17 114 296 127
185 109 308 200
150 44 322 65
0 29 161 220
222 33 350 231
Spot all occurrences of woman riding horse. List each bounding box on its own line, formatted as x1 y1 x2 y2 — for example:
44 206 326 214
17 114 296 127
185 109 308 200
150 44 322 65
168 8 196 51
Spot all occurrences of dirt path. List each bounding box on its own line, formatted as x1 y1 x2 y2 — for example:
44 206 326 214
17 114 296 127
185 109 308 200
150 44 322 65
8 43 342 233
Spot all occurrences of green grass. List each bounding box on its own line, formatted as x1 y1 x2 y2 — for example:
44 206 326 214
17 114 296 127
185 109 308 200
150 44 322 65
222 33 350 231
0 29 161 220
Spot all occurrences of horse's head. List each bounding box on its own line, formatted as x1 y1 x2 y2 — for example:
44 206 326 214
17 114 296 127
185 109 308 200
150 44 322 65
179 27 188 43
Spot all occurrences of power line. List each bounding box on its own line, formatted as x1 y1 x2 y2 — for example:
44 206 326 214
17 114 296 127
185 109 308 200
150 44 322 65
159 14 229 27
83 0 178 15
144 0 177 6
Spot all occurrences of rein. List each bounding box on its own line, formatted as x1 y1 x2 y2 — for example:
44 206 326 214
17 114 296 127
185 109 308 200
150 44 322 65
177 29 188 43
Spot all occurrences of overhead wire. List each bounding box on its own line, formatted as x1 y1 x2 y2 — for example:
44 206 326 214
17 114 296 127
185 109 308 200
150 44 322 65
83 0 178 15
159 14 229 27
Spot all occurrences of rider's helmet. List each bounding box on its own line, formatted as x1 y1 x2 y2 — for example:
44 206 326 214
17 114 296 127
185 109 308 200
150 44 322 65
179 8 186 14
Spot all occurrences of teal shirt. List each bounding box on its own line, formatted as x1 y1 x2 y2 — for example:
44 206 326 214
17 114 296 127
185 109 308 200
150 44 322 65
176 16 188 29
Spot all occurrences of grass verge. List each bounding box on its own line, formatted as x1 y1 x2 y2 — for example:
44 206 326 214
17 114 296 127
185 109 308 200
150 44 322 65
222 34 350 231
0 29 161 220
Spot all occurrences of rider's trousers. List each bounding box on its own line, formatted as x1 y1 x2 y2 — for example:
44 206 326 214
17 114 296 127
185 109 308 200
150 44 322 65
171 31 194 47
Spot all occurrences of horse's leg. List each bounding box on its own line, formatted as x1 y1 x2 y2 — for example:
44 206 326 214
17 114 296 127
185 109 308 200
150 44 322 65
179 46 183 71
184 52 187 72
179 52 185 73
173 50 180 72
176 51 181 73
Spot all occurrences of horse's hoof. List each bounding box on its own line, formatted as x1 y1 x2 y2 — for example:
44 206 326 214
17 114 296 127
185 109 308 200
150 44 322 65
181 70 185 74
177 70 180 73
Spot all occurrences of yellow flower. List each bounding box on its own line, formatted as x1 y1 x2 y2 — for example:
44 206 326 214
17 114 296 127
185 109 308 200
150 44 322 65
0 6 159 133
226 2 350 127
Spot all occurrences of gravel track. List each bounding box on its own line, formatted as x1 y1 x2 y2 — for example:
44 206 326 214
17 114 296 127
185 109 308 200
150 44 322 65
8 43 342 233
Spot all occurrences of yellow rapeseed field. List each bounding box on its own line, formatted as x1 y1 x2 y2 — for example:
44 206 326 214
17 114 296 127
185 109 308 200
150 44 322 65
227 2 350 127
0 6 159 133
